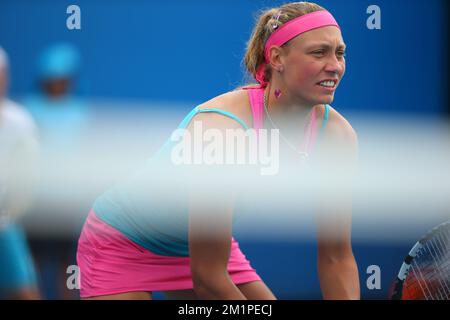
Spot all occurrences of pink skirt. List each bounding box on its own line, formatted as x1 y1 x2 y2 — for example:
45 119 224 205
76 210 261 298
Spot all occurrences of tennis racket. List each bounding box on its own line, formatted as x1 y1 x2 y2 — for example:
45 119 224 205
390 220 450 300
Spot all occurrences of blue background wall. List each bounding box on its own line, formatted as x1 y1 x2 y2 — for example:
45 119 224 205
1 0 447 114
1 0 448 299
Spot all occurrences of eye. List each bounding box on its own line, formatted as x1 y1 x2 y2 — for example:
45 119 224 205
312 50 325 56
337 51 346 58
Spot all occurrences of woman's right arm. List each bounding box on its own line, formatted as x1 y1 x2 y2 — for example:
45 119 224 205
188 189 246 299
185 109 248 300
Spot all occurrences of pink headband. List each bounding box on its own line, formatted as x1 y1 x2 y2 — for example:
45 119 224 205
255 10 340 87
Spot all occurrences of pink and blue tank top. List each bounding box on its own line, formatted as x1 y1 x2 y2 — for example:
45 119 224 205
93 87 330 257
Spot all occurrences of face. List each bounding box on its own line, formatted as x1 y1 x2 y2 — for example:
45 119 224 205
275 26 346 106
41 78 71 98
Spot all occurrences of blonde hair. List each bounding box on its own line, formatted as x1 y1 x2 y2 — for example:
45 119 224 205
243 2 325 84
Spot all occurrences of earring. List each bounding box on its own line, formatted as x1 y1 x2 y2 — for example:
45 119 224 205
274 89 282 99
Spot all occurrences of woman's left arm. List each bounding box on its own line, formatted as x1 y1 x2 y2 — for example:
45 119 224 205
314 107 360 300
316 199 360 300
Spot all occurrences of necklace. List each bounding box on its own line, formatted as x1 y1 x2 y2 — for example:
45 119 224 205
263 90 310 159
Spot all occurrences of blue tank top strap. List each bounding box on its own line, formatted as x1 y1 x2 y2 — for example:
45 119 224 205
156 106 250 158
177 105 201 129
319 104 330 134
178 106 250 130
196 108 250 130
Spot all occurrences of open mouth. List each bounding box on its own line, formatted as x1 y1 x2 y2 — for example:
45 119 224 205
316 79 337 90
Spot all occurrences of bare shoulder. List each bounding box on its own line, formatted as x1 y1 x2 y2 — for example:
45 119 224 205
319 104 357 146
192 89 253 130
313 105 358 176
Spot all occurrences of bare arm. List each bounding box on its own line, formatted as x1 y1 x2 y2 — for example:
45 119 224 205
185 110 248 300
313 108 360 300
316 197 360 300
188 189 246 300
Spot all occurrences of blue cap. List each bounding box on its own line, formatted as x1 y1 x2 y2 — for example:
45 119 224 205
38 43 81 79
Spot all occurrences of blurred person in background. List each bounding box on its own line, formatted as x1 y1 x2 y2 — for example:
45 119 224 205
22 43 92 299
0 46 41 299
24 43 90 150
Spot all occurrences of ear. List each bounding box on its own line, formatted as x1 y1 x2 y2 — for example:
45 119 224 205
267 46 286 72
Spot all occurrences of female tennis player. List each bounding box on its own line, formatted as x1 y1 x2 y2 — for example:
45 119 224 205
77 1 360 300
